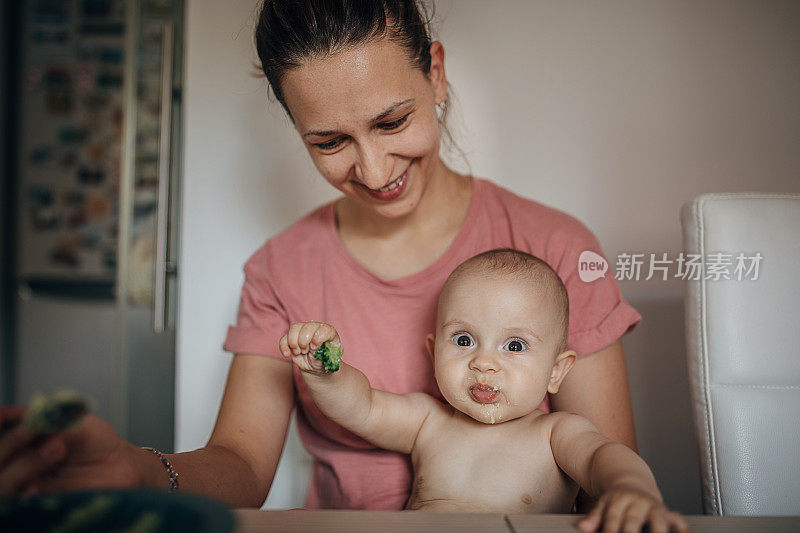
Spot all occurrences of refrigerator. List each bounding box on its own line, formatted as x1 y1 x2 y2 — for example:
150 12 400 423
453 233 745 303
5 0 184 451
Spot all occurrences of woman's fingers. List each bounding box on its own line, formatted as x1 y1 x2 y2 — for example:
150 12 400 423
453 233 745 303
0 407 55 495
0 433 66 497
0 405 28 429
0 418 36 469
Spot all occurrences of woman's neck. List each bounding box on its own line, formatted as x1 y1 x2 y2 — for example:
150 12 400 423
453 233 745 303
336 158 473 241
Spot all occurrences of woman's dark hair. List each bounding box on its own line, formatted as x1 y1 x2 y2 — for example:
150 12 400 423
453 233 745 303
254 0 468 169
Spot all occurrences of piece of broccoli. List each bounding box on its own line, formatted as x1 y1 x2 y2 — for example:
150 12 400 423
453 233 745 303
313 341 343 372
23 389 91 435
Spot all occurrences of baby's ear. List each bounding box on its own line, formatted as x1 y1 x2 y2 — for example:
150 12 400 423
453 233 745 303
546 350 577 394
425 333 436 360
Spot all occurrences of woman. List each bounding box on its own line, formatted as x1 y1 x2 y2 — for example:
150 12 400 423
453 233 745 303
0 0 640 512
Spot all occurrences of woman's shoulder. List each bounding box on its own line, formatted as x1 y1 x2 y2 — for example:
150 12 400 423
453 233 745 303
242 200 338 272
477 178 597 245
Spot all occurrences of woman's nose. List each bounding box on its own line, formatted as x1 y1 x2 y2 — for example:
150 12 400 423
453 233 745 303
468 350 499 373
354 139 392 189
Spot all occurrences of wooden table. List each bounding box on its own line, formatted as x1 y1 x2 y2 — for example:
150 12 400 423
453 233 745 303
234 509 800 532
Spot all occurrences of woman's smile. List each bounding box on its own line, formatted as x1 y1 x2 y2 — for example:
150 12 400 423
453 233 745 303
357 166 410 201
281 36 449 222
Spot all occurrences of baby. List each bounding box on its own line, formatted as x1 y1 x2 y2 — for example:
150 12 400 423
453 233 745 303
280 249 688 533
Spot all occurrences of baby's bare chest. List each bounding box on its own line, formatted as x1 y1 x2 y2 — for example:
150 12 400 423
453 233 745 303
408 416 578 513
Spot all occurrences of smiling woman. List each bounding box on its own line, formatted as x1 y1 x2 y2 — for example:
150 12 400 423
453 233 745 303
217 0 641 511
280 36 457 224
0 0 641 517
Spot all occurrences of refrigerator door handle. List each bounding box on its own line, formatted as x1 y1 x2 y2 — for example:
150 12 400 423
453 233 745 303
153 21 174 334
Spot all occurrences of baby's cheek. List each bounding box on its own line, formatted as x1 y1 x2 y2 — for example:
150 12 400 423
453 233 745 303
435 367 467 405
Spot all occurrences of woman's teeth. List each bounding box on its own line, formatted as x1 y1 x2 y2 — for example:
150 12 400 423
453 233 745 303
376 171 406 192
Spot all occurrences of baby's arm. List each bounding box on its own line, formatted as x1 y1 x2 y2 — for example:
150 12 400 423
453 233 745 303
279 321 435 454
549 413 688 533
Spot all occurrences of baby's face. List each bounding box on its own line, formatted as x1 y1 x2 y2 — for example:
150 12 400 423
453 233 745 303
428 272 574 425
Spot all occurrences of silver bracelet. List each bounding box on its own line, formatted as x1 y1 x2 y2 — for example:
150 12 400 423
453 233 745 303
142 447 179 493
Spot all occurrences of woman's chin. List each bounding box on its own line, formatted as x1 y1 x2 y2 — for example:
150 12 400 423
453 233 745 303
349 190 420 220
373 201 419 220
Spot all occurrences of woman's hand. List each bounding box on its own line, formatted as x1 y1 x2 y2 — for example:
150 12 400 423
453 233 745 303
577 485 689 533
0 405 141 497
279 321 340 375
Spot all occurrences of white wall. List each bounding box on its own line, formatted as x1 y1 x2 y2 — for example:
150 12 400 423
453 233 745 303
178 0 800 513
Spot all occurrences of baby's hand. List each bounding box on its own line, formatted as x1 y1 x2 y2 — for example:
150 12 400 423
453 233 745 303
577 486 689 533
279 321 341 375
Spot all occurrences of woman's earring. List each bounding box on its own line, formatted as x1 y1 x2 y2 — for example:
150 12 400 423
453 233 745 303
436 100 446 115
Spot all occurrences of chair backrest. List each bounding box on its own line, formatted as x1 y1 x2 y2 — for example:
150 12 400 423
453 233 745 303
681 193 800 515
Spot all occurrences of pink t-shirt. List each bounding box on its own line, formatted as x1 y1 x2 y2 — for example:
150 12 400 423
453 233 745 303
223 178 641 510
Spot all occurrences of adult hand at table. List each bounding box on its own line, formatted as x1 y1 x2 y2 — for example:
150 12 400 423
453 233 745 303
0 405 140 497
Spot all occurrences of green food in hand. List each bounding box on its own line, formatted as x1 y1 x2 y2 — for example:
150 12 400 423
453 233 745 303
23 389 91 435
314 341 343 372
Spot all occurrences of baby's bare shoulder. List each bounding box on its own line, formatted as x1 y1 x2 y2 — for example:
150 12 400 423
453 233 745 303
410 396 455 452
404 392 450 425
535 411 600 439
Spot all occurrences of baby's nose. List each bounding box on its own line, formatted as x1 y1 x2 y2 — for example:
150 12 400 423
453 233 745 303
469 351 499 373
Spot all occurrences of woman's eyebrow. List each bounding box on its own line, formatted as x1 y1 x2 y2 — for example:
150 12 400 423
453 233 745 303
302 98 415 139
368 98 415 123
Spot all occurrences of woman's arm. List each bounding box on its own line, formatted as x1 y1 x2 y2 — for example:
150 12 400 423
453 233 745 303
549 338 637 451
132 354 294 508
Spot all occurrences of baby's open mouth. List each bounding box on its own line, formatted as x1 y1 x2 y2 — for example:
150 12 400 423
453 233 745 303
469 383 500 404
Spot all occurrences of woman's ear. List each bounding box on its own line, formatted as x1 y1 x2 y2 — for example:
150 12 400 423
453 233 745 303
546 350 577 394
425 333 436 361
428 41 448 105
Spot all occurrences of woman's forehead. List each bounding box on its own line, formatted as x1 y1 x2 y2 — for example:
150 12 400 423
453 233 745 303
280 39 425 130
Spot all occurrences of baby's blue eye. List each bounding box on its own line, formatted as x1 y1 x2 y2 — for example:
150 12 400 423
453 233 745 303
454 334 473 347
505 340 526 352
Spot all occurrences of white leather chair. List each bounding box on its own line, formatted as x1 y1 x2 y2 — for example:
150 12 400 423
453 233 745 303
681 193 800 515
